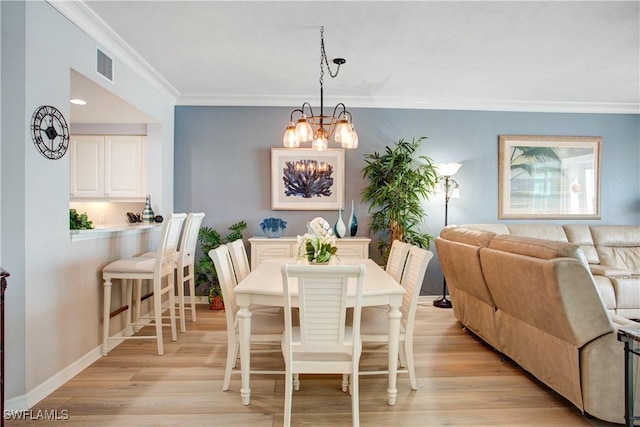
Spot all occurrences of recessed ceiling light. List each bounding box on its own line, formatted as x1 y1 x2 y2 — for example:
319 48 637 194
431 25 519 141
70 98 87 105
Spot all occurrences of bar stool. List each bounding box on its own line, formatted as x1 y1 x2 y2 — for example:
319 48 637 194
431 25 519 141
138 212 205 329
101 212 186 356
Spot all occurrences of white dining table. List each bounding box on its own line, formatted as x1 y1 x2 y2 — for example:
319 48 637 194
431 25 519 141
233 257 406 406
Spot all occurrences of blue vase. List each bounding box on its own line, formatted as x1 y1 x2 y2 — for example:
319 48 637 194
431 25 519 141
348 200 358 237
334 209 346 238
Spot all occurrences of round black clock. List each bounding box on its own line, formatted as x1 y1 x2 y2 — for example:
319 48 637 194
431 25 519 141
30 105 70 160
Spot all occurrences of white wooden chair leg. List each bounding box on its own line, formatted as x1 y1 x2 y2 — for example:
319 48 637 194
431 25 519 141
223 334 237 391
176 269 186 333
134 279 142 332
153 279 164 356
102 279 112 356
342 374 349 392
188 272 197 323
293 373 300 391
405 337 417 390
168 274 178 342
284 370 293 427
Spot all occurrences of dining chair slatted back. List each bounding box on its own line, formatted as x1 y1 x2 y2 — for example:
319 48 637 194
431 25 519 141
227 239 251 283
101 212 186 356
209 246 284 391
281 263 366 427
359 245 433 390
385 240 411 283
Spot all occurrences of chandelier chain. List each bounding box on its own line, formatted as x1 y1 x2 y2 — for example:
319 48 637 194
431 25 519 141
319 26 341 89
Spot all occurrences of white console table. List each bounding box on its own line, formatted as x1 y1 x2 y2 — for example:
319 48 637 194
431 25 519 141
248 236 371 269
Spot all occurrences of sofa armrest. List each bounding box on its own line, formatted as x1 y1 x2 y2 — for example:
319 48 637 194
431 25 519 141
590 264 632 277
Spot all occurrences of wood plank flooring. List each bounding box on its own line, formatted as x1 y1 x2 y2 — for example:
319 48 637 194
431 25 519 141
5 300 621 426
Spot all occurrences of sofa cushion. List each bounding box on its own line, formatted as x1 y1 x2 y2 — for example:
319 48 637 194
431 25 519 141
590 225 640 274
457 223 510 234
487 234 588 267
508 224 569 242
439 226 496 247
564 225 600 264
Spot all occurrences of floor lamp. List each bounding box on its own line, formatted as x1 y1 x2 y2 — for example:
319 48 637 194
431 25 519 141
433 162 461 309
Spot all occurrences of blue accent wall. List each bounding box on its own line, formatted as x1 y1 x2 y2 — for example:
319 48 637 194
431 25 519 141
175 106 639 294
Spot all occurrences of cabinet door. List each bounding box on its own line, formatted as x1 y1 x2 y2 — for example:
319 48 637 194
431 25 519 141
251 242 294 269
69 135 104 196
335 240 368 259
105 136 145 197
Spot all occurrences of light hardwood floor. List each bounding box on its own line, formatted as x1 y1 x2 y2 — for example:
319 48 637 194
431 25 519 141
6 299 621 426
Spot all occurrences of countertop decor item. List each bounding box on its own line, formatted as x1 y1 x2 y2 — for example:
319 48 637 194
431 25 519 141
142 194 155 223
296 217 337 264
69 209 93 230
260 217 287 238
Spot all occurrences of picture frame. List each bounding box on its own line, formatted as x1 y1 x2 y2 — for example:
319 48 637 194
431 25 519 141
498 135 601 219
271 148 345 210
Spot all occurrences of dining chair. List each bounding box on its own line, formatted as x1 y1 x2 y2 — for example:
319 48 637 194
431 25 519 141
385 240 411 283
227 239 251 283
101 212 186 356
359 245 433 390
138 212 205 331
209 245 285 391
281 263 366 427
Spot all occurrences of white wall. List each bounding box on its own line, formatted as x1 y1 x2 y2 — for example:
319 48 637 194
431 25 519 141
0 0 176 408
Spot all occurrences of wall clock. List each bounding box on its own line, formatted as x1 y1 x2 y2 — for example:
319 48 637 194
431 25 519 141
30 105 70 160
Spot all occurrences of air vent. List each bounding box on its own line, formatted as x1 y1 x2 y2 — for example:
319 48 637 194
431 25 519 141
96 48 114 83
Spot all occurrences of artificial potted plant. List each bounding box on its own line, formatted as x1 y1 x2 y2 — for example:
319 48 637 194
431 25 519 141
361 137 438 263
195 220 247 310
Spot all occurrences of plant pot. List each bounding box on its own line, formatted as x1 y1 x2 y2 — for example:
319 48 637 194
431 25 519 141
209 296 224 310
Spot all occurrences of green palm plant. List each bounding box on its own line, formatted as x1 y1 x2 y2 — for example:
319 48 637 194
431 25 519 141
510 146 562 180
361 137 438 262
195 220 247 298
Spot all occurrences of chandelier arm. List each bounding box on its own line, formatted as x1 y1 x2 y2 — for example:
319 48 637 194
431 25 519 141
331 103 348 119
300 102 315 118
289 108 304 122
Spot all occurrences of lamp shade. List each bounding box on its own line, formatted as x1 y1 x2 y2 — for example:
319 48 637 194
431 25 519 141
435 162 462 177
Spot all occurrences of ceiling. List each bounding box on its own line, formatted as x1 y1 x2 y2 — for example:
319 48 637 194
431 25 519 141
68 1 639 123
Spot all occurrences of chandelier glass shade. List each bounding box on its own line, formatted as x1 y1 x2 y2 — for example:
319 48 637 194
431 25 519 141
283 27 358 151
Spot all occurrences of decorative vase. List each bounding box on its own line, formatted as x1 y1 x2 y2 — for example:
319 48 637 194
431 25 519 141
348 200 358 237
334 209 346 238
141 194 155 223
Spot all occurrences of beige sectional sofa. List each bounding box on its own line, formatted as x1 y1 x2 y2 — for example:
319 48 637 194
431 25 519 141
435 224 640 424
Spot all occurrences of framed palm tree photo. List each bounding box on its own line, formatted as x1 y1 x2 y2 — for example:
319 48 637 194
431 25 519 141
498 135 601 219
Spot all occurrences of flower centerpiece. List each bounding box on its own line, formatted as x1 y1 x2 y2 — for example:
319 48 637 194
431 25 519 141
297 217 338 264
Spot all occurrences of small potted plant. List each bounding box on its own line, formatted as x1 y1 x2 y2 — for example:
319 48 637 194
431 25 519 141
195 220 247 310
296 217 337 264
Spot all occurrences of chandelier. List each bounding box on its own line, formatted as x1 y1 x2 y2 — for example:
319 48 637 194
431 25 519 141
283 27 358 151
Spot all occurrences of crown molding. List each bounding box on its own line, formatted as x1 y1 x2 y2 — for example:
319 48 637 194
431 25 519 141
47 0 179 101
176 94 640 114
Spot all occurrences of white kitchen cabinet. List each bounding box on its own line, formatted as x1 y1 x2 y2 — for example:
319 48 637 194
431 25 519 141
248 236 371 269
70 135 146 199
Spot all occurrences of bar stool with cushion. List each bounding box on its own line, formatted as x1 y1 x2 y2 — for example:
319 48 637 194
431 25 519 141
138 212 205 330
176 212 205 325
101 212 186 356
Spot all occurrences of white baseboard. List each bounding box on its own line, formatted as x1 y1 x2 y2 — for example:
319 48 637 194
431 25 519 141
5 307 156 411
